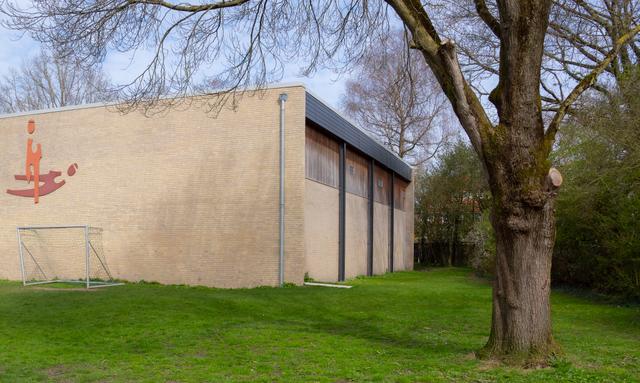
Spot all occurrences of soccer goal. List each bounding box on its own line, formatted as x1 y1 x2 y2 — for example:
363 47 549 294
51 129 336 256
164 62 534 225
16 225 123 288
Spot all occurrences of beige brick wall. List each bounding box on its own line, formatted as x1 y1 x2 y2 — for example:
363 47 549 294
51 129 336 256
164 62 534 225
304 179 338 282
345 193 368 279
393 208 414 271
373 202 390 275
0 85 306 288
394 209 408 271
303 163 413 280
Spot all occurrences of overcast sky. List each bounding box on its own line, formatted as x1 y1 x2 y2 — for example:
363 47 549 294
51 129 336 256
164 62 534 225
0 28 349 110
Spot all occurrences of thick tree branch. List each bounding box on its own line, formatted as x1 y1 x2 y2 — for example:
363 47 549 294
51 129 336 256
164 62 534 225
384 0 493 161
437 40 488 151
474 0 500 37
123 0 250 13
545 23 640 147
404 0 442 45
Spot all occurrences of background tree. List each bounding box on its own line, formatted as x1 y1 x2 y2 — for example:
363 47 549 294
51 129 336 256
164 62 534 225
552 67 640 300
0 49 113 113
4 0 640 363
341 32 451 166
415 142 488 266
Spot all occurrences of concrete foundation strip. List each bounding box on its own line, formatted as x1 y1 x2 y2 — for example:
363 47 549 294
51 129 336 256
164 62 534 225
303 282 352 289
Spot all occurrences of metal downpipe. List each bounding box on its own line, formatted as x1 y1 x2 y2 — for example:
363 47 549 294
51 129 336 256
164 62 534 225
279 93 288 286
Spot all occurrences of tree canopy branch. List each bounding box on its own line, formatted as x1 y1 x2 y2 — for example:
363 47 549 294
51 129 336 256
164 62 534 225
474 0 500 37
123 0 250 13
384 0 493 161
545 23 640 148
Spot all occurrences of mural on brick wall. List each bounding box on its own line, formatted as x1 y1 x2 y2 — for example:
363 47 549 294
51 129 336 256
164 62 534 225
6 120 78 204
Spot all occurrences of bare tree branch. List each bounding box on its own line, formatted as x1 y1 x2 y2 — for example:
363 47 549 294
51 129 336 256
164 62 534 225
546 23 640 147
120 0 250 13
1 0 391 114
474 0 500 37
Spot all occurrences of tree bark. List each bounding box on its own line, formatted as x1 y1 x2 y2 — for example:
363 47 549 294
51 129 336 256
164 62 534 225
448 219 455 267
475 102 562 362
481 192 559 363
451 214 459 267
474 0 560 362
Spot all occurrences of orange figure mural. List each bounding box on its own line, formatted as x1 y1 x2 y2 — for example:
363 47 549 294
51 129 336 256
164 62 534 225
6 120 78 204
25 120 42 203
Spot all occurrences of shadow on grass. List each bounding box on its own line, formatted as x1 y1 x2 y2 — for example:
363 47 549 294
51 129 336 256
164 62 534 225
0 273 482 358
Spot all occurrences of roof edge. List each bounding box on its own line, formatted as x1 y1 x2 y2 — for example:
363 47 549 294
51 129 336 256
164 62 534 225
304 88 413 169
0 82 306 120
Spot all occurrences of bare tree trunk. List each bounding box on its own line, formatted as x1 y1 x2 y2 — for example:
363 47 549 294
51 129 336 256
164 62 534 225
451 215 459 267
448 222 455 267
481 195 559 363
476 111 561 361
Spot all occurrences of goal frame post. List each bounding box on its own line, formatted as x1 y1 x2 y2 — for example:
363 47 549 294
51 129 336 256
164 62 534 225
16 224 124 289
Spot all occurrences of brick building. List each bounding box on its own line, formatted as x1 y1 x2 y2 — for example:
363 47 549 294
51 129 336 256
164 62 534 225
0 84 413 288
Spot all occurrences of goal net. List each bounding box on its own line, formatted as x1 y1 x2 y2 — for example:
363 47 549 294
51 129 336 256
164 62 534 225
17 225 122 288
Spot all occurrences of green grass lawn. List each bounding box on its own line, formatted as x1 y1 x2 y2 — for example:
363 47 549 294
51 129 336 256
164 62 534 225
0 268 638 382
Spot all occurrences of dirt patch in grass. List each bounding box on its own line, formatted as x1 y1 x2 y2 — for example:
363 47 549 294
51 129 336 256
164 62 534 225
46 365 67 377
45 365 75 383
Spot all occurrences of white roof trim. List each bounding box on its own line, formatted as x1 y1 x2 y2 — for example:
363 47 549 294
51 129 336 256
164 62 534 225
0 82 306 120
